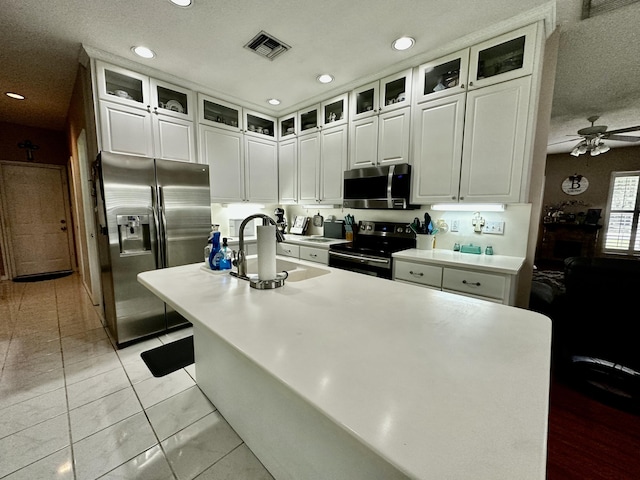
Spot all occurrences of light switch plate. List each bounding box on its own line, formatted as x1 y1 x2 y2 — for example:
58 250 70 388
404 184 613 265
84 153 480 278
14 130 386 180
482 221 504 235
451 219 459 232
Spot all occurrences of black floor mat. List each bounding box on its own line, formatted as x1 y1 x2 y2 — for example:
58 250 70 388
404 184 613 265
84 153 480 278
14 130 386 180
13 271 72 282
141 336 194 377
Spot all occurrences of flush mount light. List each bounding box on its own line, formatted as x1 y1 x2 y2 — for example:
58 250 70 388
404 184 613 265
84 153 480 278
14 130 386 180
132 46 156 59
267 98 281 106
169 0 192 6
392 36 415 51
317 74 334 84
5 92 25 100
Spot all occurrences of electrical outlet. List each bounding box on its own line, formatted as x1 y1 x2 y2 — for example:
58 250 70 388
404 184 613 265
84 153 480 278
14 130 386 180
451 219 459 232
482 221 505 235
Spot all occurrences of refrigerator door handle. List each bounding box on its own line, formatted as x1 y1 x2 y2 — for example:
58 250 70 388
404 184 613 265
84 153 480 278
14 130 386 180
157 185 168 268
151 185 164 269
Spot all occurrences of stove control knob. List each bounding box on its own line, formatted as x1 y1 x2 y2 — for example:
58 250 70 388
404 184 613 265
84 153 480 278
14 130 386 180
366 225 372 231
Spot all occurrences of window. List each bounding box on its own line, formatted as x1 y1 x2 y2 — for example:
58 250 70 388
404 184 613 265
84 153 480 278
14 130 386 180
603 171 640 255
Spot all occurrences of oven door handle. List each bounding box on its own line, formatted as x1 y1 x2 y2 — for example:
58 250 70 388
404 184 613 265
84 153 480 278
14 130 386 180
330 251 389 264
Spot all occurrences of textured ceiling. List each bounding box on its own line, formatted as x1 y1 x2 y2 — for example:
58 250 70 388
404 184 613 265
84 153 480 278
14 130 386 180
0 0 639 153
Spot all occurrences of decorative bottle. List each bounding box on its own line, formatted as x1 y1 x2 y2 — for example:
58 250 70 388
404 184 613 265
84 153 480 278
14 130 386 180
208 231 221 270
214 237 232 270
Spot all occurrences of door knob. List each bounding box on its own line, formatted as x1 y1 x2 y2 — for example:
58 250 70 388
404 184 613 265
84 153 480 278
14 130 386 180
60 219 66 224
61 226 67 231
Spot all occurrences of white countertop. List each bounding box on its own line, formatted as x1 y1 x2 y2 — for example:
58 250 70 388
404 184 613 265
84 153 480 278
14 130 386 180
281 234 348 248
393 248 526 275
138 258 550 479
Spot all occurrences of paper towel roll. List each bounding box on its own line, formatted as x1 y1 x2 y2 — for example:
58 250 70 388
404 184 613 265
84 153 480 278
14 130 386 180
257 225 276 280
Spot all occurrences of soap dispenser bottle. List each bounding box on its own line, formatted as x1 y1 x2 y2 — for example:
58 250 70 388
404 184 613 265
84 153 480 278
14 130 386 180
214 237 232 270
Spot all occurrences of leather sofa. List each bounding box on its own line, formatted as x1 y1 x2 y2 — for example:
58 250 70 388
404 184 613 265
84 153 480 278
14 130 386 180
549 256 640 409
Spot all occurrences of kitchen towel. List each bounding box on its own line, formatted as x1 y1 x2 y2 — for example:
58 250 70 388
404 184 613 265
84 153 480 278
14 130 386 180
257 224 276 280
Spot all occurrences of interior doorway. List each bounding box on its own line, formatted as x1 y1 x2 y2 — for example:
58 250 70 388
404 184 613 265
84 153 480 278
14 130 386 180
0 161 76 280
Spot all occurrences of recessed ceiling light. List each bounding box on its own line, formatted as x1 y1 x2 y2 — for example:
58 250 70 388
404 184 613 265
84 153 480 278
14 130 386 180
6 92 25 100
132 46 156 59
392 36 415 51
317 74 334 84
169 0 192 6
267 98 281 106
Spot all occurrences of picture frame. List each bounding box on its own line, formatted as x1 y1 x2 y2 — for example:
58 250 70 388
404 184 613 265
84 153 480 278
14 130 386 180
584 208 601 226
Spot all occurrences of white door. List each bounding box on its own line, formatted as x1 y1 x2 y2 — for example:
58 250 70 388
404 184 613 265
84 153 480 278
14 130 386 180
298 133 320 204
200 125 244 202
99 101 154 157
460 76 531 203
153 114 196 163
245 136 278 203
348 116 378 169
377 106 411 166
278 138 297 204
411 93 466 204
76 130 102 305
319 125 347 204
0 162 74 278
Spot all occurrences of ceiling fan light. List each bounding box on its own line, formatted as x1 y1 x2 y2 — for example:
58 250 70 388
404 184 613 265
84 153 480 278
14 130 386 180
590 147 600 156
599 143 610 153
578 144 588 154
570 147 580 157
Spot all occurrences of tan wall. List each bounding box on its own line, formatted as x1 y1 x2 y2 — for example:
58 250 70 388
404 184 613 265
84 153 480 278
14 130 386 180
539 145 640 253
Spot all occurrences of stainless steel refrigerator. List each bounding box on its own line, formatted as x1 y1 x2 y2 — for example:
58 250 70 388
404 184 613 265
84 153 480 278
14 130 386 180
94 151 210 346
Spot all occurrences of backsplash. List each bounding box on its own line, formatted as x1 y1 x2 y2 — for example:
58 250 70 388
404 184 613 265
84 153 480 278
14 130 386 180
211 203 532 258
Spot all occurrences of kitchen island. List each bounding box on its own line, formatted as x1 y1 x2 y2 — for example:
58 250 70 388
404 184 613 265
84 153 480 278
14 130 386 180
138 257 551 480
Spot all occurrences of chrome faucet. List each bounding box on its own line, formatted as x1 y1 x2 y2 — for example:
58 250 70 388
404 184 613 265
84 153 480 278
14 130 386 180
232 213 285 279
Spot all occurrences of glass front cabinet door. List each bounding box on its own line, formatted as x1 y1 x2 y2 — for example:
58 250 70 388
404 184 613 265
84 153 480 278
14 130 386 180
321 93 348 127
150 79 193 120
298 104 320 136
244 110 277 140
279 112 297 139
379 69 412 113
199 95 243 132
96 61 150 108
416 49 470 103
468 23 538 89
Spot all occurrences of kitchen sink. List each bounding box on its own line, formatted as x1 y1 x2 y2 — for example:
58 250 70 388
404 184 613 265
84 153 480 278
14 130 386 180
244 257 329 283
303 238 334 243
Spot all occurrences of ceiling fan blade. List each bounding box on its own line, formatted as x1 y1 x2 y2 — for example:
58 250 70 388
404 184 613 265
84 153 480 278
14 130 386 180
547 137 583 146
605 125 640 135
606 134 640 142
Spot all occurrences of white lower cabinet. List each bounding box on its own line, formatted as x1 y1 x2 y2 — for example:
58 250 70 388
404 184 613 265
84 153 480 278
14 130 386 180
441 268 506 303
277 243 328 265
393 260 514 304
299 246 329 264
394 261 442 289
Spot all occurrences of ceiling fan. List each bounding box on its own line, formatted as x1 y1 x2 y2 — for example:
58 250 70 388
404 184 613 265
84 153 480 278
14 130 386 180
552 116 640 156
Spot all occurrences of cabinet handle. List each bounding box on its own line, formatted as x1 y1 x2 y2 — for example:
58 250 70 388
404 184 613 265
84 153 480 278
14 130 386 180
146 105 151 113
409 271 424 277
310 253 317 258
469 81 474 87
460 84 465 89
462 280 481 287
459 196 464 200
153 107 158 115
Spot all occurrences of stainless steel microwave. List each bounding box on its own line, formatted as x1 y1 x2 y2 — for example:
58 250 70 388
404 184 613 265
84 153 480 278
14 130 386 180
342 163 418 209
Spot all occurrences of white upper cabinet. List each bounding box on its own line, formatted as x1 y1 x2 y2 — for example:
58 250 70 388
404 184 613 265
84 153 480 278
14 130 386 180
321 93 348 128
459 76 531 203
278 137 297 204
95 61 196 162
351 68 412 121
415 49 470 103
298 104 321 136
199 95 243 132
467 23 538 89
244 110 277 140
279 112 297 140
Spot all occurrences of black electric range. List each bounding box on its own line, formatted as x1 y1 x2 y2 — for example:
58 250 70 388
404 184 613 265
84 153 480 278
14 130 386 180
328 221 416 279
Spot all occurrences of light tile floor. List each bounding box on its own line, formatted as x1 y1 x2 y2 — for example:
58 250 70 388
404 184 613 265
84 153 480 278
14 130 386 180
0 274 274 480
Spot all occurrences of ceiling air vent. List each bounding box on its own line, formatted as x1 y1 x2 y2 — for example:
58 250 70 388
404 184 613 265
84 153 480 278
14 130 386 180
244 31 291 61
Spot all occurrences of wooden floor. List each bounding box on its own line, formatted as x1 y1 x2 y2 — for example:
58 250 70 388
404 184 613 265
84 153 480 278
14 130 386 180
546 375 640 479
